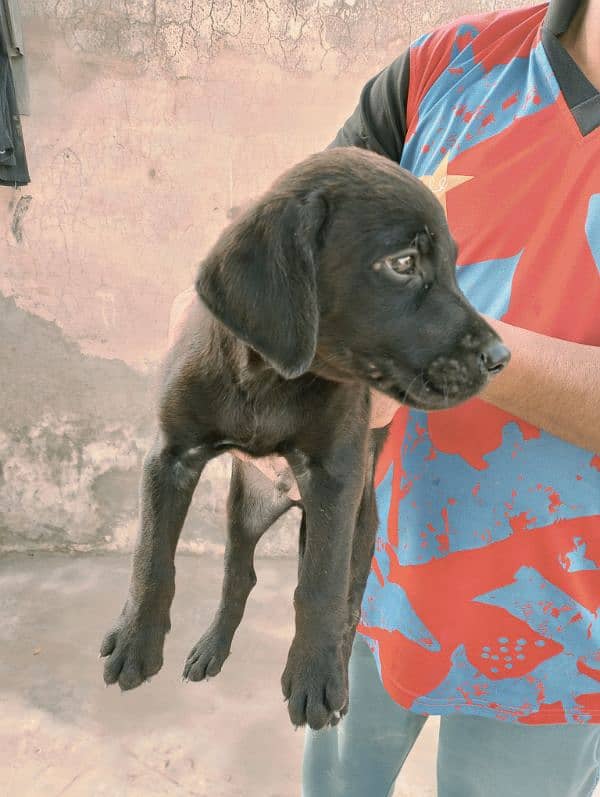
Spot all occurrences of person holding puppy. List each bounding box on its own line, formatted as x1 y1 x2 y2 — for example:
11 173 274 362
243 0 600 794
167 0 599 792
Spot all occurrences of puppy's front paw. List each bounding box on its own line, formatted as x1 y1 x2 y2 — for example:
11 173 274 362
100 613 170 691
281 641 348 730
182 628 231 682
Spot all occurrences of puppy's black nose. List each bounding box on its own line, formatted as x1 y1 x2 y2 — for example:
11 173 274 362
479 340 511 375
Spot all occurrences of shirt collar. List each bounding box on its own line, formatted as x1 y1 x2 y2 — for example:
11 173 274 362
545 0 584 35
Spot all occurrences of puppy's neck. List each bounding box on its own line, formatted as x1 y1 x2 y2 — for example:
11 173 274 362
311 342 362 385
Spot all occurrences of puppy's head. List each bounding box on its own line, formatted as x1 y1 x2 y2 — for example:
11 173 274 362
196 147 509 410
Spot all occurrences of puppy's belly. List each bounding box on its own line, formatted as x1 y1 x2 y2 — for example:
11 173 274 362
231 449 300 501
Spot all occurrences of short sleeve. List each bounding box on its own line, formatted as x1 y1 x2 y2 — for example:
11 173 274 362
325 50 410 163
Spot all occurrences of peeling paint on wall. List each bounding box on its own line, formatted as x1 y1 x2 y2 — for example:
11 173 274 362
10 195 32 243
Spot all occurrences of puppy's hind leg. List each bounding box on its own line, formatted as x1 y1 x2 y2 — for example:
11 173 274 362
183 457 297 681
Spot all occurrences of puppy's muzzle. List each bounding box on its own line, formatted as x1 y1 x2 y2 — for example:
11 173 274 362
425 336 510 400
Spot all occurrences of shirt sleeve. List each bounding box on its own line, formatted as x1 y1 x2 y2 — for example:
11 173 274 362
325 49 410 163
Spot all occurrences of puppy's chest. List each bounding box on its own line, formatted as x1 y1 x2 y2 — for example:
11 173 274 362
216 381 308 456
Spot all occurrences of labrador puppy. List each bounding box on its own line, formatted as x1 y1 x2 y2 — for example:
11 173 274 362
100 147 509 730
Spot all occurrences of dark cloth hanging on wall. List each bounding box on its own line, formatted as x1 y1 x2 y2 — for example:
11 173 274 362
0 0 29 186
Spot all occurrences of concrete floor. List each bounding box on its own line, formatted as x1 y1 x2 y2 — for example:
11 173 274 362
0 553 438 797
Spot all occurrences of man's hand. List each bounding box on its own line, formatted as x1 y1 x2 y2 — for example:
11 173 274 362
167 286 197 349
232 449 302 501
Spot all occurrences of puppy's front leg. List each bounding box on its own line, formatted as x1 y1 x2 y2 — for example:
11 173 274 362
282 435 368 730
100 436 209 690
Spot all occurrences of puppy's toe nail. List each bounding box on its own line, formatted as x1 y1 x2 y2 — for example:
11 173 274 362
333 710 341 720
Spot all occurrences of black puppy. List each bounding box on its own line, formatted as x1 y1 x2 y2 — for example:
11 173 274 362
100 147 509 730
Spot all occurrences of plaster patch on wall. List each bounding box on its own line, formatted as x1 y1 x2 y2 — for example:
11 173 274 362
0 413 299 556
10 195 32 243
0 418 145 549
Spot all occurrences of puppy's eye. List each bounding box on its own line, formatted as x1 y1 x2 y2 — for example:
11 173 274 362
387 254 416 274
372 250 419 277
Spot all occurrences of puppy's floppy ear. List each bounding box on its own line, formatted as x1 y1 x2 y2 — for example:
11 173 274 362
196 189 328 379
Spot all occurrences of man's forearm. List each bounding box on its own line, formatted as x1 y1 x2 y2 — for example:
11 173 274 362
481 317 600 453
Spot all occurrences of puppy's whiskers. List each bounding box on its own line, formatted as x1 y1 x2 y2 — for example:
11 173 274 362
399 372 423 404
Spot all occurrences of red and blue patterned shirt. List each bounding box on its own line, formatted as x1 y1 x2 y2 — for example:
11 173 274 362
330 0 600 724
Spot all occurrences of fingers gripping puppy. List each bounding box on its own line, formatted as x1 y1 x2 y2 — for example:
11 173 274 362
99 147 509 730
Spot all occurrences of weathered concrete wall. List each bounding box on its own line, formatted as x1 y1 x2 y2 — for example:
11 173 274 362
0 0 521 554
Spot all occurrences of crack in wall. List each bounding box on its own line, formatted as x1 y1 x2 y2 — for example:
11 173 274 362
19 0 491 75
